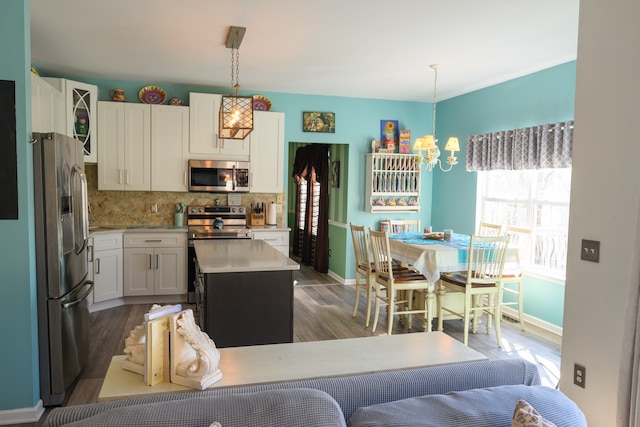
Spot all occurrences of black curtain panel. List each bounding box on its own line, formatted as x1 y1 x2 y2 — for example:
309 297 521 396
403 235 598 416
292 144 330 273
0 80 18 220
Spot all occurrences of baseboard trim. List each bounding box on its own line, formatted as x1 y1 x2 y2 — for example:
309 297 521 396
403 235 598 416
0 400 44 425
326 270 346 284
501 306 563 345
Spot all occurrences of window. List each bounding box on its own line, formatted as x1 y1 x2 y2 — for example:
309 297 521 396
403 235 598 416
476 168 571 279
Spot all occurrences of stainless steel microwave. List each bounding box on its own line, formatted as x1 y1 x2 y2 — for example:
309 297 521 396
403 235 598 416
188 159 250 193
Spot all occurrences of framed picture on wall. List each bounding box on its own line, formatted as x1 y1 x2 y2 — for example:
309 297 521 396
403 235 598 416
380 120 399 152
303 112 335 133
331 161 340 187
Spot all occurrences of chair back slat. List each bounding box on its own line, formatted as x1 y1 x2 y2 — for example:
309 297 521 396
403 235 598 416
369 229 393 277
477 221 504 236
468 235 511 284
349 223 371 271
506 225 533 265
389 219 420 233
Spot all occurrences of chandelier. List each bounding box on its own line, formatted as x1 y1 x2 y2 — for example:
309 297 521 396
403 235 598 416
219 26 253 140
413 64 460 172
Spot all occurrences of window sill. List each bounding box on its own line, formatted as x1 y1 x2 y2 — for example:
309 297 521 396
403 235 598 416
523 267 566 285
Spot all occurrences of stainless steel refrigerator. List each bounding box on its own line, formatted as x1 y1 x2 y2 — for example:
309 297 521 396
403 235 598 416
33 132 93 406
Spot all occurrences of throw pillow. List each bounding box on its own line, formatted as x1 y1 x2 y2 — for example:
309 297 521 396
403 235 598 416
512 400 557 427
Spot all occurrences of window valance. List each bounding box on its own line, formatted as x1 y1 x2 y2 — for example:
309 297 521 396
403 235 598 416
466 120 574 171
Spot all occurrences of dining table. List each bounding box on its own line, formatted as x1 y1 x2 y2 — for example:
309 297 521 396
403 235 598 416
386 232 520 332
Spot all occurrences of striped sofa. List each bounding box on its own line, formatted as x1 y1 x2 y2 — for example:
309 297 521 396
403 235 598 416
43 359 586 427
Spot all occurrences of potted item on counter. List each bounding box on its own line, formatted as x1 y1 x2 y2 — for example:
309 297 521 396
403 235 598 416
174 203 186 227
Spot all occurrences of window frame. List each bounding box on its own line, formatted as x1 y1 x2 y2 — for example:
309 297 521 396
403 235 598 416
476 168 570 282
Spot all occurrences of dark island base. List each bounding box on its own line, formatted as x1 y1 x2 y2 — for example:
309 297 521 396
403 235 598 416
204 270 294 348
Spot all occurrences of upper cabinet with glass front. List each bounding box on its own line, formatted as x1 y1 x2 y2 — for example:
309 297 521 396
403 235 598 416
44 78 98 163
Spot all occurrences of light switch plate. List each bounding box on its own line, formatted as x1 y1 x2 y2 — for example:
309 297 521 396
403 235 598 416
581 239 600 263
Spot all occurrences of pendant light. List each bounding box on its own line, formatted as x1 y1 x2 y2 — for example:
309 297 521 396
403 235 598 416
413 64 460 172
219 26 253 140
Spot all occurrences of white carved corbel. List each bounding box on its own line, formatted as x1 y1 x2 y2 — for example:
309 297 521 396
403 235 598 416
170 309 222 389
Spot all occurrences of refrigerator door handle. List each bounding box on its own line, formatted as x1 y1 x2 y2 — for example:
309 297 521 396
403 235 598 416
71 164 89 255
62 281 94 309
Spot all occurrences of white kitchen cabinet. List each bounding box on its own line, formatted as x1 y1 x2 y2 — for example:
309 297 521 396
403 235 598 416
98 102 189 191
151 104 189 191
252 229 290 256
123 232 186 296
31 74 65 134
97 102 151 191
365 153 421 213
188 92 250 160
250 111 285 193
91 232 123 303
44 78 99 163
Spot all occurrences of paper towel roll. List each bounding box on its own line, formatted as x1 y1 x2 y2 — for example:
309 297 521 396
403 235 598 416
266 202 277 225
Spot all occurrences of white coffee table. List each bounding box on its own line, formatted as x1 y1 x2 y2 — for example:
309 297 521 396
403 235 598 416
98 331 487 402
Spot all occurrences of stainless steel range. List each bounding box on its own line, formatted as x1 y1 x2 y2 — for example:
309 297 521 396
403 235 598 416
187 205 251 305
187 205 251 240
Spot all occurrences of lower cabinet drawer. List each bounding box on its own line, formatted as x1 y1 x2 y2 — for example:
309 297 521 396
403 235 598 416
124 232 186 248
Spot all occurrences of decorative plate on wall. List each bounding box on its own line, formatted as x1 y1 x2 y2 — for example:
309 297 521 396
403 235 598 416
139 85 167 104
252 95 272 111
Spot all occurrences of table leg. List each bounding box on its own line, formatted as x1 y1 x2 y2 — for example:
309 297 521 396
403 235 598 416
425 288 435 332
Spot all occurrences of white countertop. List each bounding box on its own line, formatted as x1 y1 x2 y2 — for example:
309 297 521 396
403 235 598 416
98 332 487 401
194 239 300 273
247 224 290 231
89 226 187 235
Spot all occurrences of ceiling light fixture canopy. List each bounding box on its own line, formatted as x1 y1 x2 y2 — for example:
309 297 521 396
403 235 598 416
413 64 459 172
219 26 253 140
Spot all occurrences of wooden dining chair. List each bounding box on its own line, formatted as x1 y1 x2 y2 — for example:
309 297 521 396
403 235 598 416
501 225 533 331
437 234 511 347
389 219 420 233
477 221 504 236
369 229 433 335
349 223 376 327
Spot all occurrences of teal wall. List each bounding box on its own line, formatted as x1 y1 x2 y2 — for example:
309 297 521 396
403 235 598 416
431 61 577 327
0 0 40 411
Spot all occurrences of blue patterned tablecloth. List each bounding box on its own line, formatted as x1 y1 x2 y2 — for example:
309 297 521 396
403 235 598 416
390 232 470 264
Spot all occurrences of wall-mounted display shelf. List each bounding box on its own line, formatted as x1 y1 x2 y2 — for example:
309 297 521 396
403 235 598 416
365 153 421 212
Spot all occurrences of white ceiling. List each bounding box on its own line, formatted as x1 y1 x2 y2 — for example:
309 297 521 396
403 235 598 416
29 0 580 102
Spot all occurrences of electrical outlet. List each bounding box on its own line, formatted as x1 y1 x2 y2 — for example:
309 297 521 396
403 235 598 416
275 203 283 213
574 363 586 388
150 203 158 213
328 249 332 257
580 239 600 262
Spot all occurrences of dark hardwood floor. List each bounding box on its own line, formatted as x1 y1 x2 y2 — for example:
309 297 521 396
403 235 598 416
24 264 561 426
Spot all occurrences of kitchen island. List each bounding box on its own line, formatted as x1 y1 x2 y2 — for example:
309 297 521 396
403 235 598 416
193 239 299 348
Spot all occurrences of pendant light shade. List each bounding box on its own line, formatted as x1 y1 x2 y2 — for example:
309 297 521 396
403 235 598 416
219 26 253 140
219 94 253 139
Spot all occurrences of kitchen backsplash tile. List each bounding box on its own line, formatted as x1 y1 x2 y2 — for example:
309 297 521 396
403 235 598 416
85 164 285 226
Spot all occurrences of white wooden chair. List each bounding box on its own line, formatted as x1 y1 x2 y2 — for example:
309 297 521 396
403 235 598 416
369 229 433 335
477 221 504 236
437 234 511 347
502 225 533 331
389 219 420 233
349 223 376 327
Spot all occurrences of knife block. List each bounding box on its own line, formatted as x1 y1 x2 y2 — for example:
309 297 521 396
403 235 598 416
250 212 265 226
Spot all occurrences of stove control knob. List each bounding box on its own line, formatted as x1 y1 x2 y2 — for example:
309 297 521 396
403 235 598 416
231 207 237 213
